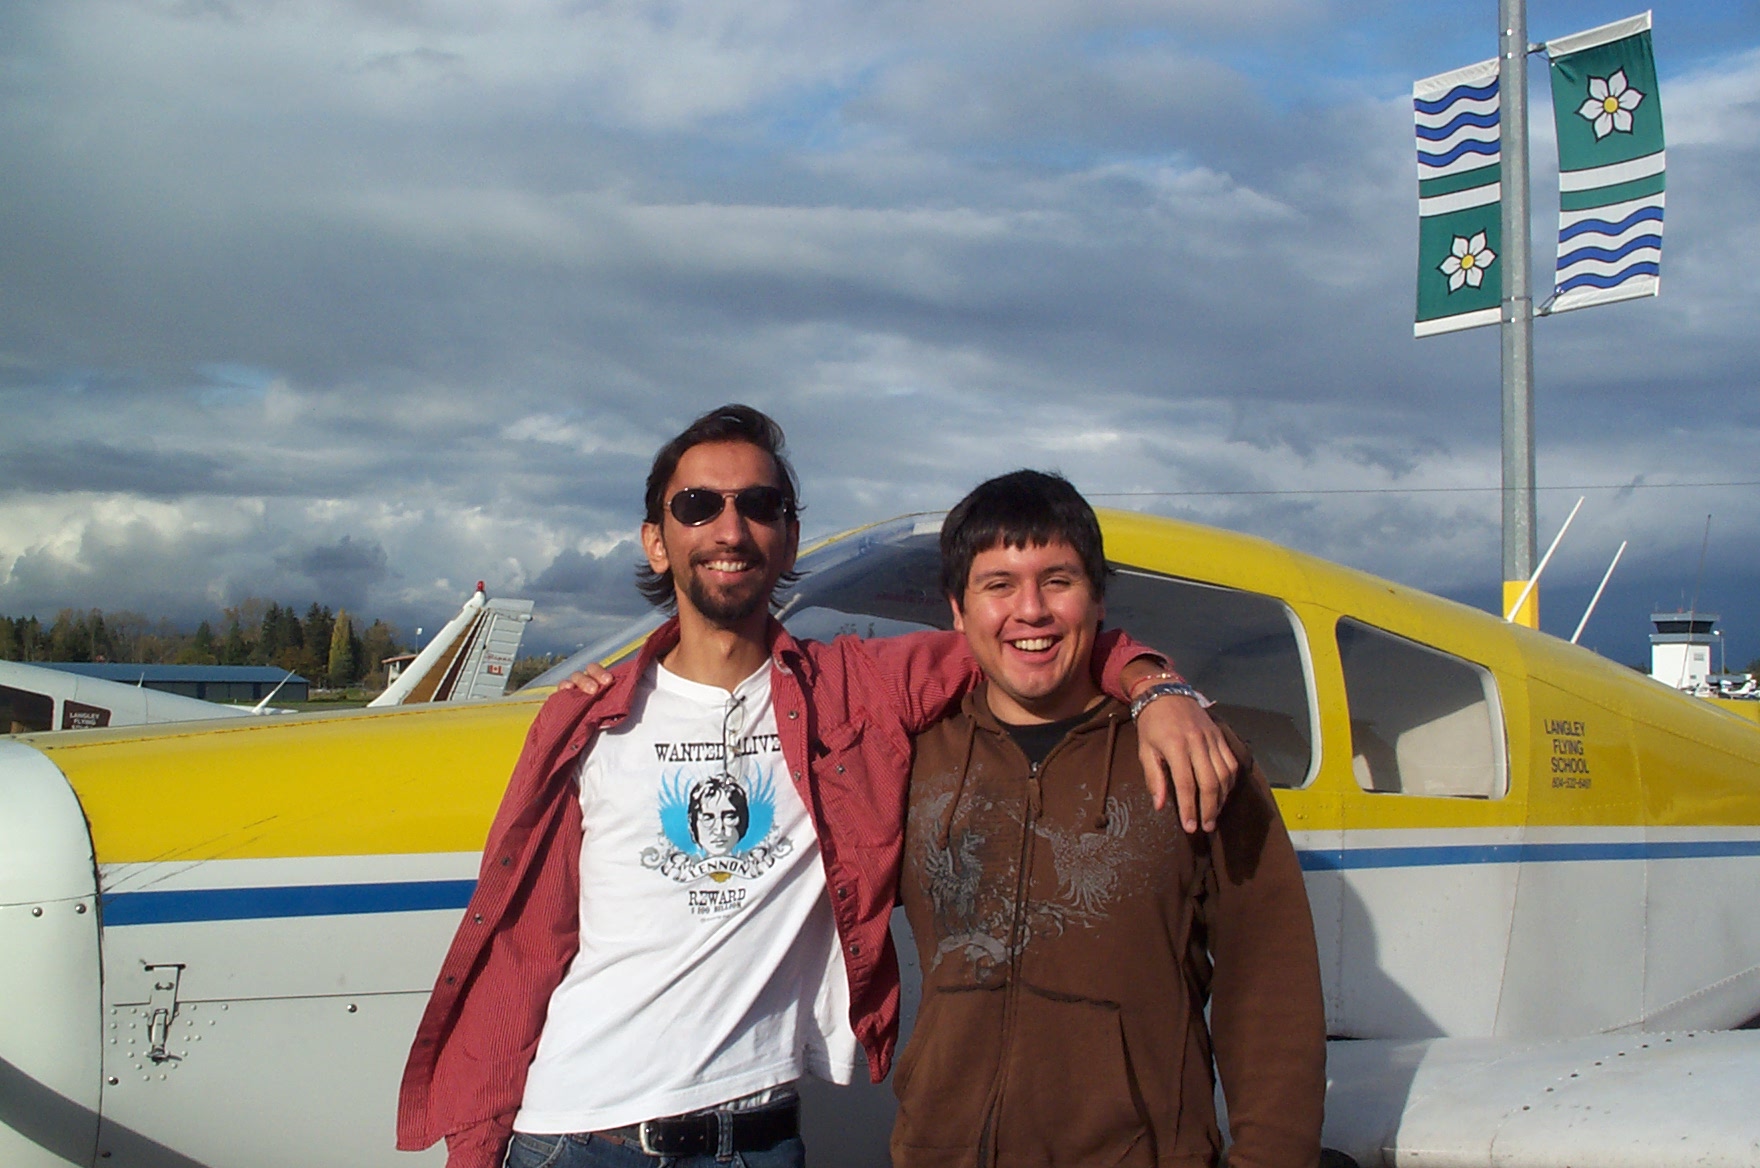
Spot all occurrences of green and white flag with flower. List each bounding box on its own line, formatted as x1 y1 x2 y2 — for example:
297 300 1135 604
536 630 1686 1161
1414 58 1502 337
1545 12 1664 314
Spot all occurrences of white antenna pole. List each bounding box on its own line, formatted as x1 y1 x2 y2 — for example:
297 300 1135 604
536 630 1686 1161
1505 495 1584 622
251 669 298 714
1571 540 1626 644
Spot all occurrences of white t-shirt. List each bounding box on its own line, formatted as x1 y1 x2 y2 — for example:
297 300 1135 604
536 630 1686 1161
514 661 865 1134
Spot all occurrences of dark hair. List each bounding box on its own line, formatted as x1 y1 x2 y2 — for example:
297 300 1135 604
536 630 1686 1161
636 403 802 609
939 470 1108 605
688 775 750 848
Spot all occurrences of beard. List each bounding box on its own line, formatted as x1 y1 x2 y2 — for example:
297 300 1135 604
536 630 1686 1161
678 551 773 626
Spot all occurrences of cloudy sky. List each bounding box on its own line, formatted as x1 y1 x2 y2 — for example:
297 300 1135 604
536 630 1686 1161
3 0 1756 670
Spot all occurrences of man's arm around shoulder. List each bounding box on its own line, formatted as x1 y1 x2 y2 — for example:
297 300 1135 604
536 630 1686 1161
1204 724 1327 1168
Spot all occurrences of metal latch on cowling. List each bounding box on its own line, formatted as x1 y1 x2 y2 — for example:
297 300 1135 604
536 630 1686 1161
144 963 184 1063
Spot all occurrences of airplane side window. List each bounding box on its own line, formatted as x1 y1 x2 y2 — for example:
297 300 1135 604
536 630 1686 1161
1335 617 1507 799
1106 570 1316 789
1 684 55 735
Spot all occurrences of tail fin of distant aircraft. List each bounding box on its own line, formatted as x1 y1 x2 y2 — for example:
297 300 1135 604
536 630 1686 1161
367 582 534 708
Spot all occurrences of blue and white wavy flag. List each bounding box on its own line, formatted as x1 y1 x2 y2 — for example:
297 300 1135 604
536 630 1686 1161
1545 12 1664 314
1414 57 1502 337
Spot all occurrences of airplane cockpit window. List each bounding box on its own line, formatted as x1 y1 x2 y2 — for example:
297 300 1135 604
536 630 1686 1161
527 516 949 686
1106 571 1317 788
777 539 1320 788
1336 617 1507 799
530 516 1317 792
2 684 55 735
779 519 949 642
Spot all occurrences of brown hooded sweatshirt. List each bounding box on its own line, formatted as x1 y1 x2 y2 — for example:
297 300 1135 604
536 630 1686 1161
893 686 1325 1168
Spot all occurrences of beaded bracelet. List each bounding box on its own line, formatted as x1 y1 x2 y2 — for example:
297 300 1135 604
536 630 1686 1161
1126 669 1186 700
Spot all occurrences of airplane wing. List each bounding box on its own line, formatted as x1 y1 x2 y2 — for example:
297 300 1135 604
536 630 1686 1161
1324 1032 1760 1167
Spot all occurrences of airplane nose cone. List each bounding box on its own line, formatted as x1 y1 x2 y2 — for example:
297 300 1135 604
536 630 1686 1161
0 740 102 1167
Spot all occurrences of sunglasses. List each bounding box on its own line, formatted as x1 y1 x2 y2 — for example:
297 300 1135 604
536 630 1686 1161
667 486 792 527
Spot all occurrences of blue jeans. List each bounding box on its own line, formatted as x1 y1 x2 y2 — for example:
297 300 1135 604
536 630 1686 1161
504 1131 807 1168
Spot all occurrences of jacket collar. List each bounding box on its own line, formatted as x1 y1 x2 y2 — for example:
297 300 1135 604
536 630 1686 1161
598 612 813 721
959 681 1126 738
763 615 816 684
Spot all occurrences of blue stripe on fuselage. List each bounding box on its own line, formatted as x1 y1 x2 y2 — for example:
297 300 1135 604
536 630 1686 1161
100 879 477 926
1299 838 1760 872
97 839 1760 924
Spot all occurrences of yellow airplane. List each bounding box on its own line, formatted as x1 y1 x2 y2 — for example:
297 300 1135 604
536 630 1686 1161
3 511 1758 1168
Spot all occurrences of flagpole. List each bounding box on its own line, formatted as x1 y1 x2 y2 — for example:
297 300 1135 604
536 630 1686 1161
1499 0 1539 626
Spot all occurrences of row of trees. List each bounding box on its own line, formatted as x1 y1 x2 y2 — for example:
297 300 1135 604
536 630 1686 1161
0 601 410 691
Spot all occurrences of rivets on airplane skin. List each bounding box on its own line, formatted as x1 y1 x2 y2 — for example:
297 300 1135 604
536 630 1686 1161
107 1077 119 1086
76 902 88 914
347 1003 358 1013
31 906 42 917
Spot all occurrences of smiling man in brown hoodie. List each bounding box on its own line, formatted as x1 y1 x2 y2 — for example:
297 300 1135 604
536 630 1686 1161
892 470 1326 1168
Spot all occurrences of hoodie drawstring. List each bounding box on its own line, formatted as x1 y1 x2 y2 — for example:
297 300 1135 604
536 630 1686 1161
938 716 980 850
1096 714 1122 830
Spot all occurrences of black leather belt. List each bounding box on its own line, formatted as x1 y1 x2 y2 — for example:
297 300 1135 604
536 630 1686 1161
597 1098 799 1157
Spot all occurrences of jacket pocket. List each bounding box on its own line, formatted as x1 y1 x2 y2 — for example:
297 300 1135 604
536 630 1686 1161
995 984 1154 1167
891 983 1004 1153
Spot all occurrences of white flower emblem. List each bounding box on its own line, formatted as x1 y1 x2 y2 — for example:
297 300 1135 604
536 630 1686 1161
1576 68 1644 139
1439 231 1496 292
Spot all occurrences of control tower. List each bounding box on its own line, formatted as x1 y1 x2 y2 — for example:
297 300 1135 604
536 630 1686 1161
1650 611 1718 690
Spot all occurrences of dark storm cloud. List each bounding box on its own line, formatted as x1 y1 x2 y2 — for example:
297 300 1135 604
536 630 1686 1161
528 540 653 622
283 535 391 611
0 442 234 499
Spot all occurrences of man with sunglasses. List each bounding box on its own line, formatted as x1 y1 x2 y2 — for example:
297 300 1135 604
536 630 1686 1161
398 405 1236 1168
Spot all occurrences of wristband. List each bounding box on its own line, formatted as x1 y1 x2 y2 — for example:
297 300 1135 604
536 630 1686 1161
1129 681 1201 720
1126 669 1186 700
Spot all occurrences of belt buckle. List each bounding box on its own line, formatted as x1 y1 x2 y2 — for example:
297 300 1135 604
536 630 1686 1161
637 1115 714 1157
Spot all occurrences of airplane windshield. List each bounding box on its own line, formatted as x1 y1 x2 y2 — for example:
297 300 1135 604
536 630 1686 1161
528 516 1319 789
527 516 947 687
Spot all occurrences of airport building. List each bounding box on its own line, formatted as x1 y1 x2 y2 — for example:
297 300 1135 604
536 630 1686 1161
1649 611 1718 691
35 663 310 704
